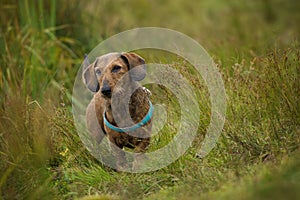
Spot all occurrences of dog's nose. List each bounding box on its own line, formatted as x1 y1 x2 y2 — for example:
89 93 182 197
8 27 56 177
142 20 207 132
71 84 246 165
101 79 111 97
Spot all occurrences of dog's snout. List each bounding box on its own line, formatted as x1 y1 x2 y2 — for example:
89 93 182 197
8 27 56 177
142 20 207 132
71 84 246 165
101 79 111 97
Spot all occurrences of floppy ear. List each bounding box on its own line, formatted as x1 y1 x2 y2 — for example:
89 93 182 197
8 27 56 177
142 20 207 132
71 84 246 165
82 55 99 92
121 52 146 81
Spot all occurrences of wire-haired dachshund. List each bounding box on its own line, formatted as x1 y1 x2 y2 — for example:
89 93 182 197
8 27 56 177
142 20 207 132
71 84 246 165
83 52 153 170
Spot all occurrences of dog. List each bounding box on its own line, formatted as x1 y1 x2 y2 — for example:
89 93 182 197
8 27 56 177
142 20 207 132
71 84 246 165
82 52 153 170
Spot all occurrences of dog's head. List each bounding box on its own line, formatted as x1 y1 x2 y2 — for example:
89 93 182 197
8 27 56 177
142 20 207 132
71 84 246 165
82 52 146 98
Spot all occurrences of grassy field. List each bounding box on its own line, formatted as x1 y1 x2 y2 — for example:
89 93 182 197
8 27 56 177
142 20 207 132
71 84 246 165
0 0 300 199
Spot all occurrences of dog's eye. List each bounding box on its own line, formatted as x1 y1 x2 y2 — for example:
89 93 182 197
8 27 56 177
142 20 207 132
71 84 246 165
95 69 101 76
112 65 122 73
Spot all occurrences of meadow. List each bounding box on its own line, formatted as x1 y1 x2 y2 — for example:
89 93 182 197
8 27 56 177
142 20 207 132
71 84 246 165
0 0 299 199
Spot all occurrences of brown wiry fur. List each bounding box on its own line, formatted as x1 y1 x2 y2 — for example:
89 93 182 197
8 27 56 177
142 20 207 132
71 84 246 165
83 52 152 170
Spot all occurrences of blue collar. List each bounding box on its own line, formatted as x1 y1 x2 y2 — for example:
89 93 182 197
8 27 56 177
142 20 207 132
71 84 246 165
103 100 154 133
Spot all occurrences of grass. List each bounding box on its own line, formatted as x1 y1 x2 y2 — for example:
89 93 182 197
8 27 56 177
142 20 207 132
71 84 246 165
145 151 300 200
0 0 300 199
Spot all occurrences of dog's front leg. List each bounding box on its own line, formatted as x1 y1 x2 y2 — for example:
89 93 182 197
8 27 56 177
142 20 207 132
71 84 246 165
132 138 150 171
108 135 129 171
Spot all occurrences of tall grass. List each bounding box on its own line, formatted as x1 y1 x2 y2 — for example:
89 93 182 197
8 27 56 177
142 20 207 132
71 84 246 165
0 0 300 199
0 0 82 198
0 0 80 103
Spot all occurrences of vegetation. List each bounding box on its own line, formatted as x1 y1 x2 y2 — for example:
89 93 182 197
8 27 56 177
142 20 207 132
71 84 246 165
0 0 299 199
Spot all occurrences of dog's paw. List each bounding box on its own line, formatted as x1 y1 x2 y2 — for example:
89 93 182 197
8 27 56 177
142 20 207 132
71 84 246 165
132 153 147 171
115 162 130 172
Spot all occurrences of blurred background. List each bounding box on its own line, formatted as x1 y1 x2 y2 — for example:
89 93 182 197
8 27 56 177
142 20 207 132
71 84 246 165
0 0 299 199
